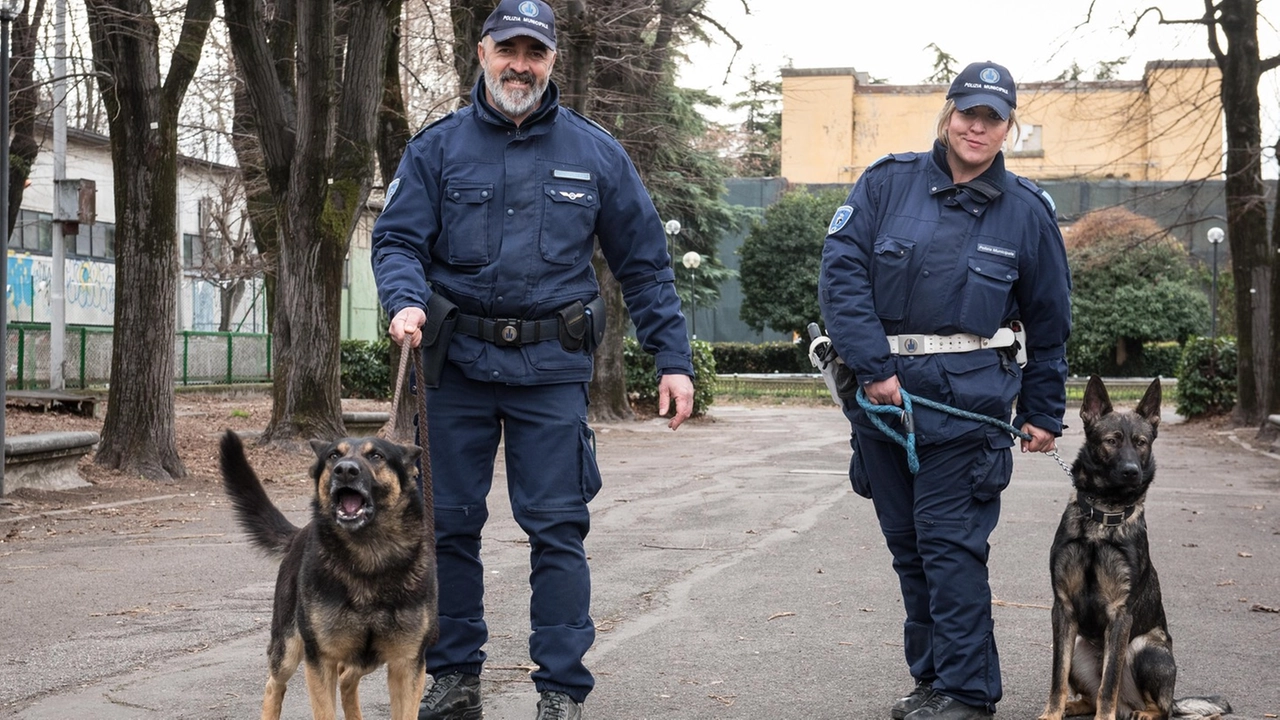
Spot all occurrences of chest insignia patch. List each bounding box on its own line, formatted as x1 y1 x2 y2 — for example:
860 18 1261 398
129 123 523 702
977 243 1017 259
559 191 586 200
828 205 855 235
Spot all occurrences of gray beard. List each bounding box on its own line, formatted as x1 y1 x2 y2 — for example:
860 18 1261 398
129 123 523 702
485 70 546 119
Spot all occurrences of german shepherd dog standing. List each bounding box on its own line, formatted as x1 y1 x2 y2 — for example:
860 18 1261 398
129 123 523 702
220 431 438 720
1038 376 1230 720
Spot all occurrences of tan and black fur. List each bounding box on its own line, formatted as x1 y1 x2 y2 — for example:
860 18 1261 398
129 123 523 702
220 431 438 720
1038 377 1229 720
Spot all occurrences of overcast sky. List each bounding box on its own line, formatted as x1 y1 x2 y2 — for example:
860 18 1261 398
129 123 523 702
676 0 1279 174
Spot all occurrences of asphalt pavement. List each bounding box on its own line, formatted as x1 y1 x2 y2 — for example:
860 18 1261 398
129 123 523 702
2 402 1277 719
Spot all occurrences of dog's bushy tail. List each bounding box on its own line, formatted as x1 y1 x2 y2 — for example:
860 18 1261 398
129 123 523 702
219 430 299 555
1173 695 1232 719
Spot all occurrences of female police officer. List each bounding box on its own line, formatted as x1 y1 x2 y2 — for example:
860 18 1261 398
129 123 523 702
819 62 1071 720
372 1 694 718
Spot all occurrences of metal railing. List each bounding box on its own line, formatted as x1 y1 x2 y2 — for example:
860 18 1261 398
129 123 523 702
712 373 1175 403
4 322 272 389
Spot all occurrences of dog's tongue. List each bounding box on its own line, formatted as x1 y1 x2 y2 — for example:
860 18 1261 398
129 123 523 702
340 493 364 516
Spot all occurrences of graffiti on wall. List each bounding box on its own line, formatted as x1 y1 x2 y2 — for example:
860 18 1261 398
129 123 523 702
5 255 117 325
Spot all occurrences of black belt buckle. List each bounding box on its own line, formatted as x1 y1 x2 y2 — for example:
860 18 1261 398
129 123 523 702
492 319 522 347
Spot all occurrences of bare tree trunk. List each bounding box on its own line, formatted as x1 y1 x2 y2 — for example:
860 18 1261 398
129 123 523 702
1263 131 1280 442
449 0 487 98
86 0 216 480
1212 0 1271 425
378 0 411 183
218 280 245 333
7 0 47 238
226 0 392 444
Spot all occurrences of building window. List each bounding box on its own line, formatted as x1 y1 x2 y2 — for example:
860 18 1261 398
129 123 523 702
75 221 115 260
9 210 52 253
73 221 115 260
183 231 223 269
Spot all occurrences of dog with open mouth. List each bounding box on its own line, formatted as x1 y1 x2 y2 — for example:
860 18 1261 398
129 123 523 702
220 430 438 720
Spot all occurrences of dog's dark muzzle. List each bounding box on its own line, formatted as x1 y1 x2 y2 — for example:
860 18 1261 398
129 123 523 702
330 460 375 529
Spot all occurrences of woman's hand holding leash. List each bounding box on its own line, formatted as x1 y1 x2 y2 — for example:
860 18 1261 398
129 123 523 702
1020 423 1056 454
864 375 902 406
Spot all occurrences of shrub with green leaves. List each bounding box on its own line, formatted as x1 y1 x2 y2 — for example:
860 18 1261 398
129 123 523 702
624 337 716 417
340 338 392 399
1066 208 1208 376
711 341 809 374
1175 335 1236 418
738 186 848 337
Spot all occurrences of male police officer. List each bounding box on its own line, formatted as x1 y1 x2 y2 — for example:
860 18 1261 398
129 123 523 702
371 1 695 718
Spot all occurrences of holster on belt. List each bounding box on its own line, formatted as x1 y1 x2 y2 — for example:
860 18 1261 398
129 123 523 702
584 296 606 352
419 292 458 389
557 296 607 353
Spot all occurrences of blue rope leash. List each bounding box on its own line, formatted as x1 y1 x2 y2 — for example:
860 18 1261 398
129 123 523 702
855 386 1032 474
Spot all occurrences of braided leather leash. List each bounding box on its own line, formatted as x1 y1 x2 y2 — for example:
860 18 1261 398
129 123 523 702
379 344 433 519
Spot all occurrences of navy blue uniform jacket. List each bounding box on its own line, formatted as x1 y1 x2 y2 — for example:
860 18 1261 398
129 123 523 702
819 142 1072 444
372 79 693 385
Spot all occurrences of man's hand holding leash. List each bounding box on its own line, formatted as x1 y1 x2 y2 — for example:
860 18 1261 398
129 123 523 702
389 306 426 348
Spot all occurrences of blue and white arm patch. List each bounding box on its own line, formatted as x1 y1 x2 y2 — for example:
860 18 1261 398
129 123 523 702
828 205 856 235
385 177 402 207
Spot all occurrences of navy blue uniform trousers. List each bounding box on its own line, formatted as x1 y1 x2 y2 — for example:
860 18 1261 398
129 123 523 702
850 425 1011 710
423 362 601 703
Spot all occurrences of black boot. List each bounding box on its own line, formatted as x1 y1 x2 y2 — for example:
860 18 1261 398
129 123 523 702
891 681 934 719
903 692 992 720
418 672 482 720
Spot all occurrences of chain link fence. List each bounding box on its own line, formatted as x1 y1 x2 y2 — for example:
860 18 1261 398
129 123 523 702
4 322 271 389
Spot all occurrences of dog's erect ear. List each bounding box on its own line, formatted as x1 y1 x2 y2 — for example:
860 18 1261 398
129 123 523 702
399 444 423 464
309 439 331 460
1135 377 1162 432
1080 375 1112 429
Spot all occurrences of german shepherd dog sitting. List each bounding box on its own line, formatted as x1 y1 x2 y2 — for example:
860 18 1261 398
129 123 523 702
220 431 438 720
1038 377 1230 720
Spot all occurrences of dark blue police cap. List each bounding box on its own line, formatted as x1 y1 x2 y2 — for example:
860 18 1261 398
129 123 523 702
946 61 1017 120
482 0 557 51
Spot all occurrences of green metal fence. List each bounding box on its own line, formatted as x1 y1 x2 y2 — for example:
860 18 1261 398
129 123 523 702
4 322 272 389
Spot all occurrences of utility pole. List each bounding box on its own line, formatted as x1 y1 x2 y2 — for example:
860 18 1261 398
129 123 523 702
49 0 67 389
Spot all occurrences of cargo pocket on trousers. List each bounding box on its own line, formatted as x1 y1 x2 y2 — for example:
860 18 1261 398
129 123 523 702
970 431 1014 502
848 433 872 499
580 421 603 504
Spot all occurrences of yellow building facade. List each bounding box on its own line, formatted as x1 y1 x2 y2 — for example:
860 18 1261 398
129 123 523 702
780 60 1223 185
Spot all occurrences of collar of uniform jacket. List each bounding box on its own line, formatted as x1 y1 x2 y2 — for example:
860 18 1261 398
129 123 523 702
927 140 1007 217
470 75 562 131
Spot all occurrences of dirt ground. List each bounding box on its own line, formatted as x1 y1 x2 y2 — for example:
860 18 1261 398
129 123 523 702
2 390 391 520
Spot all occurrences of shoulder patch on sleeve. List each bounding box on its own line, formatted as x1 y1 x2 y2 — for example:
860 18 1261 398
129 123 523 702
828 205 857 235
410 111 457 141
1016 176 1056 216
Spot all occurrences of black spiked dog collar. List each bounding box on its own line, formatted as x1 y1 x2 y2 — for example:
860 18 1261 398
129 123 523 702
1076 495 1136 527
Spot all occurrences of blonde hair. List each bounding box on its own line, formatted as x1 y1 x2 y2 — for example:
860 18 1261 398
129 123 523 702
935 99 1021 150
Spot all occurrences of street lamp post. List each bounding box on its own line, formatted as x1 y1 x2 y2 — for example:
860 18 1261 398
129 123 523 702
682 251 700 341
1207 227 1225 341
664 219 681 267
1 0 17 495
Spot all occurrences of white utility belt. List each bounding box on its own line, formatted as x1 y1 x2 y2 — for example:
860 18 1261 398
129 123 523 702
887 327 1018 357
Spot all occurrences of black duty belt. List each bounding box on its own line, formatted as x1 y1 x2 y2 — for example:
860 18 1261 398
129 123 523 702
455 314 560 347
